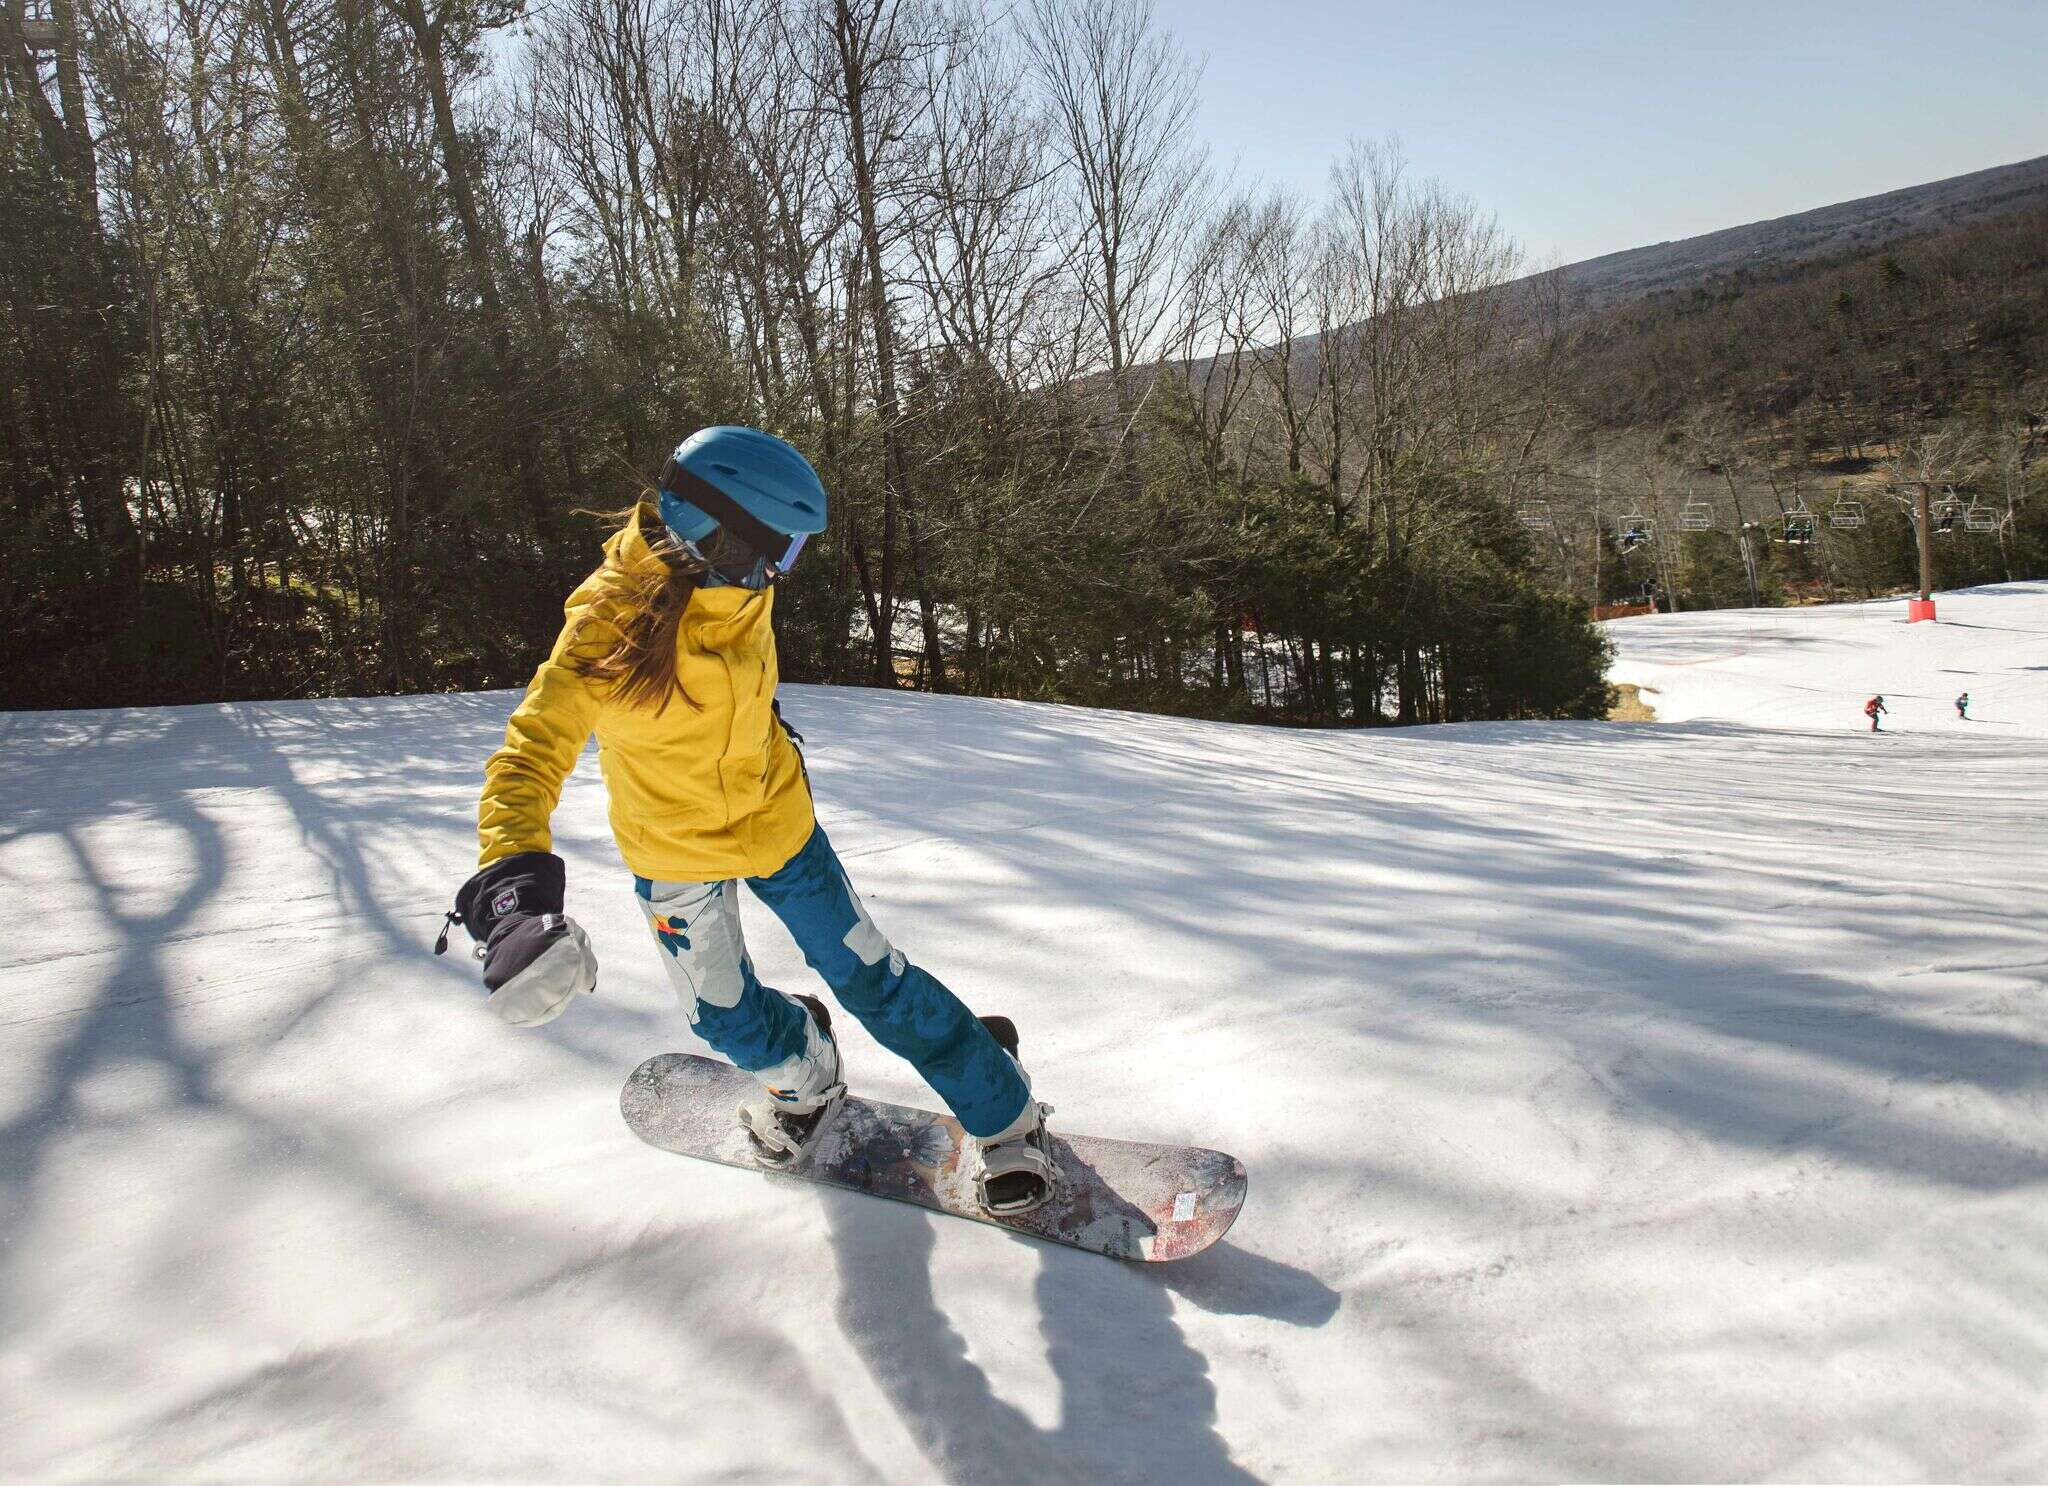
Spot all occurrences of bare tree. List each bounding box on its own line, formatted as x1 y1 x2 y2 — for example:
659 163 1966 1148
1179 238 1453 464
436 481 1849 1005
807 0 950 686
1245 190 1321 477
1888 426 1982 605
1319 138 1523 719
1682 410 1764 607
1023 0 1206 456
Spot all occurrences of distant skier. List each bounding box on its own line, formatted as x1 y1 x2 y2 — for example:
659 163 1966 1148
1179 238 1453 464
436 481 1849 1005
1864 695 1887 732
1956 692 1970 720
435 428 1054 1214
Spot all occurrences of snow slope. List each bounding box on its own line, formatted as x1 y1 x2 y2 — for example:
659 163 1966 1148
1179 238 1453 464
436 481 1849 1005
1608 582 2048 736
4 586 2046 1482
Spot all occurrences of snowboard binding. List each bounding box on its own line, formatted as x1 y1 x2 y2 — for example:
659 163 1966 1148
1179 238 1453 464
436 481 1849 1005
971 1015 1057 1217
738 994 846 1166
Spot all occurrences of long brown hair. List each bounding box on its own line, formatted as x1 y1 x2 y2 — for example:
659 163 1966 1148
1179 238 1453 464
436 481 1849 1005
564 504 709 714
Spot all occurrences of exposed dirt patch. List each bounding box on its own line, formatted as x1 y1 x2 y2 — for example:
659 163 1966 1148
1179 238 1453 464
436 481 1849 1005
1608 682 1659 722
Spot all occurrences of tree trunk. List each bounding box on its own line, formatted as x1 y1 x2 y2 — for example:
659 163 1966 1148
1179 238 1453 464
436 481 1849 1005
833 1 946 691
388 0 553 570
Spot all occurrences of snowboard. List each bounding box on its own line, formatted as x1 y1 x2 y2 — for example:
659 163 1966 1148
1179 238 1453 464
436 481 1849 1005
620 1052 1247 1263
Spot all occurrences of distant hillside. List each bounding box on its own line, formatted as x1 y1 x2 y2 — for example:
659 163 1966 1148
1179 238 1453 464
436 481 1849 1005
1550 154 2048 310
1564 204 2048 442
1545 204 2048 617
1171 155 2048 397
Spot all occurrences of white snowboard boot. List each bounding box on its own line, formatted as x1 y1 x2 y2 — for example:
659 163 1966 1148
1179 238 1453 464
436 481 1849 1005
971 1016 1056 1216
738 994 847 1165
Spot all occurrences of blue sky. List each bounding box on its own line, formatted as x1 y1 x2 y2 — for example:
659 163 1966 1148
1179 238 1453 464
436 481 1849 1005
1165 0 2047 266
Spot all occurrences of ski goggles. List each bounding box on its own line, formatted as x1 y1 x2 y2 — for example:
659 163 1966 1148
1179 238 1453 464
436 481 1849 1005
658 457 810 577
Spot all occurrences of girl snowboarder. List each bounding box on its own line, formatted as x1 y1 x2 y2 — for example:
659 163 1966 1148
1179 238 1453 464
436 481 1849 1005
1864 695 1887 732
437 427 1055 1214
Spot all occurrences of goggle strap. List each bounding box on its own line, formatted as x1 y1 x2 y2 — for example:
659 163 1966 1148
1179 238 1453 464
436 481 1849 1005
659 458 798 565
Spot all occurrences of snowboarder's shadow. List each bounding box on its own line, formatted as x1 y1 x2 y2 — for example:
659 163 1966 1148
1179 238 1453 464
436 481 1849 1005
825 1193 1334 1483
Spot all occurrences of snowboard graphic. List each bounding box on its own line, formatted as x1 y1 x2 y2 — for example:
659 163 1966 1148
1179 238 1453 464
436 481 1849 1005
621 1053 1247 1262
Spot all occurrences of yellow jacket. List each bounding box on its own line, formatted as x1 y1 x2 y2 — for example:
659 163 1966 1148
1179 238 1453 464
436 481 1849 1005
478 513 815 881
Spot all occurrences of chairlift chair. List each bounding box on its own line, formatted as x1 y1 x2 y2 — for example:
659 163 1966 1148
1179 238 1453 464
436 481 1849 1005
1615 512 1653 552
1931 488 1962 535
1678 499 1713 531
1778 493 1816 546
1964 498 1998 533
1785 497 1818 548
1516 500 1552 531
1828 492 1864 529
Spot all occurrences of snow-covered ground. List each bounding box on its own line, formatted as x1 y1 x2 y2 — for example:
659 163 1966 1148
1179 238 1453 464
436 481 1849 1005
4 585 2045 1482
1608 582 2048 736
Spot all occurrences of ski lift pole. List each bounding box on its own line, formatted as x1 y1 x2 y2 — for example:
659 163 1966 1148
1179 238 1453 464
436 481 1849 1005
1716 464 1761 607
1734 517 1760 608
1910 481 1936 621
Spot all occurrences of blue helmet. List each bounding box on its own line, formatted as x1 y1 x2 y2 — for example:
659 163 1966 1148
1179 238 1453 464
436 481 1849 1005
657 428 828 563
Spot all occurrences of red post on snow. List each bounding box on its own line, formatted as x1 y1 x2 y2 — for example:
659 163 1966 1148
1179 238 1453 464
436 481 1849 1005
1908 598 1937 622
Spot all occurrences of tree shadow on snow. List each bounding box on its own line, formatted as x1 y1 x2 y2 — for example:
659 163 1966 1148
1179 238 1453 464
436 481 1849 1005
786 689 2048 1194
8 680 2047 1478
824 1189 1334 1485
0 700 505 1295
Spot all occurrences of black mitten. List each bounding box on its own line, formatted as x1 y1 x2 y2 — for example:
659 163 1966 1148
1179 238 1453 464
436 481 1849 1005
436 852 597 1027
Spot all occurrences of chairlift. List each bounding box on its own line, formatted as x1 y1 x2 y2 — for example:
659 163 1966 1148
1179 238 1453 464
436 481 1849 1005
1516 500 1552 531
1828 490 1864 529
1678 498 1714 531
19 16 59 46
1785 497 1818 548
1777 493 1816 546
1964 498 1998 533
1615 512 1653 552
1931 487 1962 535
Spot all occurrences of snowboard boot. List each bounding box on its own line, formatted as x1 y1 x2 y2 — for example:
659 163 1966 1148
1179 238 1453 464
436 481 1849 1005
738 994 846 1166
971 1015 1057 1217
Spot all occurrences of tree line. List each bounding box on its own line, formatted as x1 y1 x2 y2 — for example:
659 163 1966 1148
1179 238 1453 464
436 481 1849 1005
7 0 1692 723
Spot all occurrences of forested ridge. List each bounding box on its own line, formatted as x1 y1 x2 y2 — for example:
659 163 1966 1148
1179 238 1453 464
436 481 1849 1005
1523 206 2048 615
3 0 2039 721
1548 152 2048 312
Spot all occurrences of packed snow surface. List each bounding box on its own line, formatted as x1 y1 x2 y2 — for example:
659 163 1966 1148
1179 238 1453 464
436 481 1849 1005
4 585 2045 1482
1608 582 2048 736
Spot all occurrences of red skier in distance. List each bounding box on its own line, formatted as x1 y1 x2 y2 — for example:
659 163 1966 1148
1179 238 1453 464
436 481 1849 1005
1864 695 1887 732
